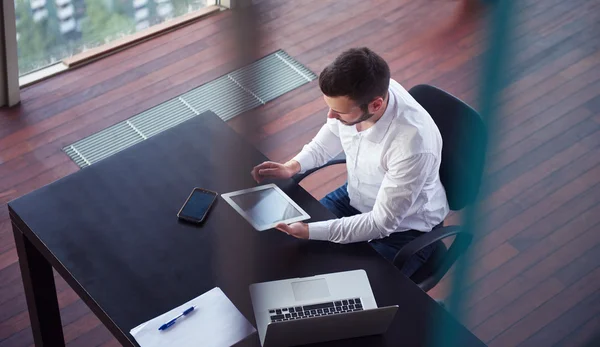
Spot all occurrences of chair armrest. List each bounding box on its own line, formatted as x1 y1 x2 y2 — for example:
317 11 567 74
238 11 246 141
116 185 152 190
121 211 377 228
291 153 347 184
392 226 472 275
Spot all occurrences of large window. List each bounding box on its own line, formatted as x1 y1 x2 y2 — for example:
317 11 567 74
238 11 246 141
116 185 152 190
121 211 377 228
15 0 215 76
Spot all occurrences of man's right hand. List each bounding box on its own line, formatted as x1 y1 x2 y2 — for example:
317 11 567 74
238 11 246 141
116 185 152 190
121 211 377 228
251 160 301 183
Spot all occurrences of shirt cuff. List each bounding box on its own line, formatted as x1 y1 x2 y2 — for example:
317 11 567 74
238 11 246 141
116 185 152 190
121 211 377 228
308 221 331 241
291 151 315 174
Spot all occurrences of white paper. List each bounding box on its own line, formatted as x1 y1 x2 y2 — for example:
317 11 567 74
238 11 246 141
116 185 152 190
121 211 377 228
130 287 256 347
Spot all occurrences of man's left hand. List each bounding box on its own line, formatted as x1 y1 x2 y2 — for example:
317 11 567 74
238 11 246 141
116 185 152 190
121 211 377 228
275 222 309 239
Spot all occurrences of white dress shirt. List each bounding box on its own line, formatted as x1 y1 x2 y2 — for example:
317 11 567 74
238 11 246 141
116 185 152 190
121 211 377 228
292 79 449 243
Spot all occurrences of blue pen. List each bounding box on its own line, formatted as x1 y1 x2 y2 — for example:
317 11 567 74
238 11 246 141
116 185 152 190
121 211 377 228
158 306 196 331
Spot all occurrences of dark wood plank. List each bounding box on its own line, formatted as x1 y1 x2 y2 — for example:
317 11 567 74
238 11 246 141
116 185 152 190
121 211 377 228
302 168 348 201
519 289 600 347
0 160 79 205
66 324 113 347
554 315 600 347
256 105 328 155
464 243 520 285
500 50 599 120
479 129 600 218
468 143 600 275
291 0 419 63
0 152 71 194
0 290 81 346
491 60 600 159
463 201 600 326
554 243 600 287
470 157 600 265
462 1 600 107
0 224 15 255
405 0 597 98
99 338 122 347
465 217 600 332
488 267 600 347
487 105 593 176
475 164 600 260
61 313 102 345
472 277 566 342
486 144 600 247
498 43 600 131
520 282 600 347
584 94 600 114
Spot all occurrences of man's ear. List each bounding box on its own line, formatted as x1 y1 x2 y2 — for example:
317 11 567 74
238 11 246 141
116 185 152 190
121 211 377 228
370 97 385 112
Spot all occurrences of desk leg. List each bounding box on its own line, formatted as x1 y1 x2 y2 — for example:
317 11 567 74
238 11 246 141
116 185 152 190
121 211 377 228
13 222 66 347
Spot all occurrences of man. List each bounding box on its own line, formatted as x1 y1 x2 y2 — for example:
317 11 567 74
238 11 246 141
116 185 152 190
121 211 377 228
251 47 449 277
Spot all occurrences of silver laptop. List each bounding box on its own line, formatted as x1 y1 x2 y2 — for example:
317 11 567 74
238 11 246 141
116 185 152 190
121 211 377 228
249 269 398 347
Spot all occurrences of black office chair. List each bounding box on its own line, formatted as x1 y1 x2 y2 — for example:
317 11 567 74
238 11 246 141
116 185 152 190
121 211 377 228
292 84 487 292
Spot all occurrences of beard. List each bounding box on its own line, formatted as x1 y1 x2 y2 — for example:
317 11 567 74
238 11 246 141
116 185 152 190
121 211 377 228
339 110 374 126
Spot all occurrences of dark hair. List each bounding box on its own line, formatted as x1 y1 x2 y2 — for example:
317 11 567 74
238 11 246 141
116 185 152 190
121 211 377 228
319 47 391 108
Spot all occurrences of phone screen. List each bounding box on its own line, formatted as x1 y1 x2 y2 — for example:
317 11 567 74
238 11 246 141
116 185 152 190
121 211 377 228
179 189 217 222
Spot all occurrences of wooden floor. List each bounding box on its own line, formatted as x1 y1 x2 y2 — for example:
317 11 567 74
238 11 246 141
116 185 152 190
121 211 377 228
1 0 599 346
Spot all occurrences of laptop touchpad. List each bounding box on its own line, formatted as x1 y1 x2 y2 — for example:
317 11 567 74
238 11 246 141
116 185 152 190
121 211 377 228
291 278 331 301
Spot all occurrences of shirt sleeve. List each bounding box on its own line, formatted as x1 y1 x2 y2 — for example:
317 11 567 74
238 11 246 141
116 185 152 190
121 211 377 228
291 118 343 173
308 153 438 243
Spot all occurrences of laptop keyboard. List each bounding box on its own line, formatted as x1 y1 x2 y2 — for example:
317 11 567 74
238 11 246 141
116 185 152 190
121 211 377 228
269 298 363 323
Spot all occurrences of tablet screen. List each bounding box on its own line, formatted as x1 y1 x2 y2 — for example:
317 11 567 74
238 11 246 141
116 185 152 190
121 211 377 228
229 188 303 226
222 184 310 231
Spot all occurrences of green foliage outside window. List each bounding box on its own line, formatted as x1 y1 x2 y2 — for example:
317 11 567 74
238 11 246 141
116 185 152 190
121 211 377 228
15 0 208 76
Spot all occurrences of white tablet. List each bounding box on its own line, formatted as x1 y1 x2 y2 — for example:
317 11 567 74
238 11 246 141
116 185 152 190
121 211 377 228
221 184 311 231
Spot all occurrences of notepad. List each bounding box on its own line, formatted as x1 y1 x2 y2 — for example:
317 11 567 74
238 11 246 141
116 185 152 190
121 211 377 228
130 287 256 347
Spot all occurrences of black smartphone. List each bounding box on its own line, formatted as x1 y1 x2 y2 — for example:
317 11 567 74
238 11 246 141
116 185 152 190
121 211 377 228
177 188 218 224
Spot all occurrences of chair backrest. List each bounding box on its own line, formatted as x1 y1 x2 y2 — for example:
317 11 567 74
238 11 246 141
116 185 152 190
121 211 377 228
408 84 487 211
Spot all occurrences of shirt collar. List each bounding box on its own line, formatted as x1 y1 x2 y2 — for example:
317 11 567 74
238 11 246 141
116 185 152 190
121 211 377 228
362 88 396 144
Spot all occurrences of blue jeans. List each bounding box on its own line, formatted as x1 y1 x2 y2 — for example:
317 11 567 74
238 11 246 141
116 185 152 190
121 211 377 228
320 183 436 278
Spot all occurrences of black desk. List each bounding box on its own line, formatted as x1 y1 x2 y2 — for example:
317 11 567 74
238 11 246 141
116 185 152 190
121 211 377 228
9 111 485 347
